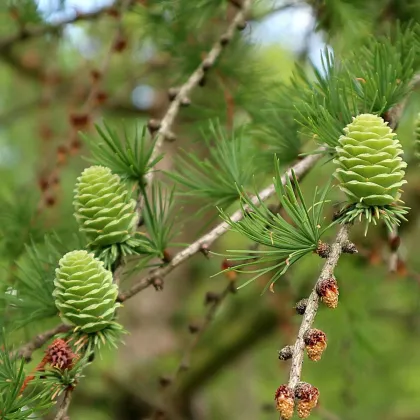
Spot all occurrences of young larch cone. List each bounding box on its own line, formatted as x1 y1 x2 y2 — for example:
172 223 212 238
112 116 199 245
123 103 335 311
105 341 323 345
303 329 327 361
45 339 76 370
73 166 137 247
53 250 120 333
334 114 406 206
274 385 295 419
295 382 319 419
316 277 339 308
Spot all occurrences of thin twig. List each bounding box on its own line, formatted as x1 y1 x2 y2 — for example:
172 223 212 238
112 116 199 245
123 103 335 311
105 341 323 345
0 1 135 52
387 225 400 272
54 388 74 420
287 224 349 391
173 283 233 381
119 151 324 301
139 0 253 211
35 0 132 216
13 324 71 362
154 282 234 418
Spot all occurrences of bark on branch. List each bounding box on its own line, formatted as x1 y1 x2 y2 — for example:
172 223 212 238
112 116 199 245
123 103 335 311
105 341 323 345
287 224 350 391
138 0 254 213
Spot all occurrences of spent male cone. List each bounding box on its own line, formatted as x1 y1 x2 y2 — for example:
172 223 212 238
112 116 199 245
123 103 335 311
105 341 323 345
275 385 295 419
295 382 319 419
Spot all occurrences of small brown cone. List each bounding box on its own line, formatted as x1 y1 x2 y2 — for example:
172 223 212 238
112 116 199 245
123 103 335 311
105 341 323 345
315 241 330 258
45 338 77 370
274 385 295 419
304 329 327 361
295 382 319 419
316 277 339 308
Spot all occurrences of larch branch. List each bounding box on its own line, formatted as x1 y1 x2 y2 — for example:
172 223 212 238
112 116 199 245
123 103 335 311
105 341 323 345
0 1 136 52
13 324 71 362
287 224 349 392
119 151 324 301
153 281 234 417
139 0 254 210
54 388 74 420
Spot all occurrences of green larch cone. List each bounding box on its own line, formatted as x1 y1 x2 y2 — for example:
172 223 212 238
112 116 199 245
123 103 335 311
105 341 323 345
74 166 137 247
334 114 407 206
54 250 120 333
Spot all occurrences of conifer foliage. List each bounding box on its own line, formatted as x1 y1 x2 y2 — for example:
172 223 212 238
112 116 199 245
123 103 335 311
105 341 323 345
1 0 420 419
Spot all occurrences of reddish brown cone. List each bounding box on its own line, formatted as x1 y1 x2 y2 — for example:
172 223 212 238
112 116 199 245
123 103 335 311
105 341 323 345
304 329 327 361
275 385 295 419
316 277 339 308
45 338 76 370
295 382 319 418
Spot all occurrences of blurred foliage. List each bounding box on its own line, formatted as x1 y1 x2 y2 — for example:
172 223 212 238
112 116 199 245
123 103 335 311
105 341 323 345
1 0 420 419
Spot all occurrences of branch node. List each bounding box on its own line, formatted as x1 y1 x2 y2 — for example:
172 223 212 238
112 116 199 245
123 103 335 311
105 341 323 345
294 298 308 315
167 87 179 101
227 280 237 294
200 243 210 258
198 75 207 87
147 119 161 135
162 249 172 263
204 291 220 305
342 241 358 254
180 96 191 107
164 130 177 142
202 59 213 72
158 376 172 387
188 323 200 334
220 34 230 46
152 277 164 291
236 20 247 31
388 235 401 252
228 0 243 8
315 241 330 258
278 345 294 361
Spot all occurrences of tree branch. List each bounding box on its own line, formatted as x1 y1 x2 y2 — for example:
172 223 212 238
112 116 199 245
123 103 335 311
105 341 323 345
0 1 136 52
119 151 324 301
152 281 234 418
13 324 71 362
287 224 350 391
139 0 254 211
54 388 74 420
